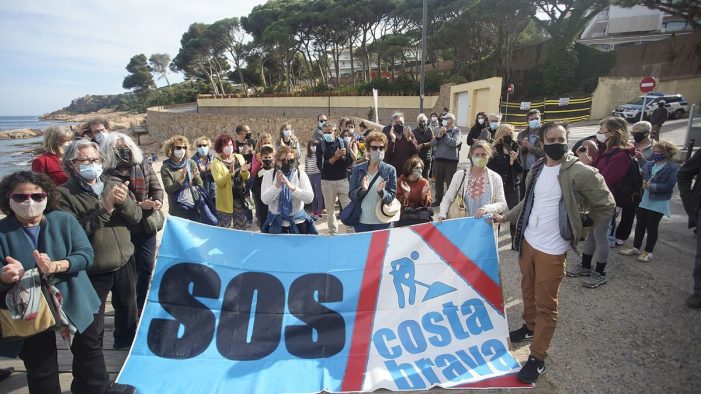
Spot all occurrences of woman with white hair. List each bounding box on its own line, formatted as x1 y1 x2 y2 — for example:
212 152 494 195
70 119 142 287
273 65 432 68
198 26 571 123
413 113 434 178
31 125 74 185
631 121 655 166
101 132 164 327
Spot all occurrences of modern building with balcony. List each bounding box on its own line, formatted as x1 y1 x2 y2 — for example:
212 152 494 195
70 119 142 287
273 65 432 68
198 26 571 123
578 5 696 51
328 47 421 79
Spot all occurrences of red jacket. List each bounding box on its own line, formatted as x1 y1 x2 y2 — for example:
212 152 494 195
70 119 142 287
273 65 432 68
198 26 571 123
32 152 68 185
592 146 635 195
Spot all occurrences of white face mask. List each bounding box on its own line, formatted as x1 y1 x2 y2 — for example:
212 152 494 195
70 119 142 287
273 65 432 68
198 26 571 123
477 118 485 125
431 117 438 122
173 148 186 159
223 145 234 155
94 132 106 145
596 132 608 144
369 150 384 162
310 145 317 152
442 119 449 126
472 157 488 168
283 129 292 138
10 198 47 220
343 137 352 145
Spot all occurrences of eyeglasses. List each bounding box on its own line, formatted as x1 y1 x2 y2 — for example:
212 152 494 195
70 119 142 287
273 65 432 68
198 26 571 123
369 145 386 151
197 144 208 148
319 119 327 123
10 193 47 203
280 159 295 165
73 157 103 165
173 146 187 150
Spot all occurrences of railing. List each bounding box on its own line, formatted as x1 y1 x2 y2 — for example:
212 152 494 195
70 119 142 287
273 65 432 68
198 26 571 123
500 96 592 127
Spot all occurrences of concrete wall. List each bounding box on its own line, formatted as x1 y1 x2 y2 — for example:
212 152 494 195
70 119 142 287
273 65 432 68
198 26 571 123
590 75 701 120
448 77 503 126
197 95 439 126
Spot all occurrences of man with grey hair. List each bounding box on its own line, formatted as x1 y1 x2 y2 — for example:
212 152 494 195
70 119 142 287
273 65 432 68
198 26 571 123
101 133 164 346
384 112 418 172
413 113 434 178
58 138 140 393
430 112 461 206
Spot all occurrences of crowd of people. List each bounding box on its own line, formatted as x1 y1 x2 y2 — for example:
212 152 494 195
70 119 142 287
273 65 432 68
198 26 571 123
0 107 698 391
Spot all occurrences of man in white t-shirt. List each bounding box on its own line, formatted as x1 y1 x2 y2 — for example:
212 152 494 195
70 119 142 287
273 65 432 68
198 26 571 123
493 122 614 385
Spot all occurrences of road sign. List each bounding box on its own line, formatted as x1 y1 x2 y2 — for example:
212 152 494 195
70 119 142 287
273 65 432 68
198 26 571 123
507 84 514 94
639 76 656 93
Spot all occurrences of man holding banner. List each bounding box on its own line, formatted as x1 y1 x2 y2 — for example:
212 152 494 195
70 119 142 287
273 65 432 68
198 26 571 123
493 121 614 384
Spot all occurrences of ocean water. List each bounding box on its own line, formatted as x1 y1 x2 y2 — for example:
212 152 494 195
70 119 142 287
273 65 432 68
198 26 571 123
0 116 78 177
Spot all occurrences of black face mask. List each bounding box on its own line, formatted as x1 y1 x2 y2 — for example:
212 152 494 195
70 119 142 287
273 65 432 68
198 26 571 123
280 159 294 173
418 121 426 129
632 132 647 143
245 132 252 140
115 148 132 165
503 135 512 144
543 143 568 161
394 124 404 134
262 159 273 169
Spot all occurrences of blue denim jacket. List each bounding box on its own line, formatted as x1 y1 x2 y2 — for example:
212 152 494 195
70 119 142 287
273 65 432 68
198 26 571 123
642 160 679 201
349 161 397 204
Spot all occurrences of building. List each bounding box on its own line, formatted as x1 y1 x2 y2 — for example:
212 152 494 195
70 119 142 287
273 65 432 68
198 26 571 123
328 47 421 79
579 5 695 51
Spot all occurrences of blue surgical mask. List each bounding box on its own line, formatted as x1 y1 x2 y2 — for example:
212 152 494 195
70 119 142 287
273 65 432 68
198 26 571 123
283 129 292 138
318 121 326 128
79 163 103 180
490 122 499 131
528 119 541 129
651 153 665 162
197 146 209 156
323 133 334 143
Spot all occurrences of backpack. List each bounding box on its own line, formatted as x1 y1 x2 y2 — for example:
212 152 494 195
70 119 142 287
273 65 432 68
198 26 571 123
613 154 643 209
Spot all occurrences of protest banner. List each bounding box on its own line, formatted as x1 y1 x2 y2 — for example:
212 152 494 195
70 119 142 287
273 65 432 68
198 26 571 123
117 217 529 393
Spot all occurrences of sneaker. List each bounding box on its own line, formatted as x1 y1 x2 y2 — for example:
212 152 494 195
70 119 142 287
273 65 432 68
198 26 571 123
619 247 640 256
583 272 608 288
566 266 592 277
686 294 701 309
615 239 625 246
509 324 534 343
637 252 653 263
517 355 546 384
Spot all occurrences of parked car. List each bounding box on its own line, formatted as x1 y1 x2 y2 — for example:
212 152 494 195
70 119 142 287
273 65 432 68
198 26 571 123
612 93 688 122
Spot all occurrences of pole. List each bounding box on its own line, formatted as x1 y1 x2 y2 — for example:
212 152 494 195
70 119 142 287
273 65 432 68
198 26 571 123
419 0 427 114
639 93 647 122
505 92 509 122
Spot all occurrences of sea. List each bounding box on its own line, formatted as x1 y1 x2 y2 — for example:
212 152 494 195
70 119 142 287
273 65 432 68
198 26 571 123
0 116 78 177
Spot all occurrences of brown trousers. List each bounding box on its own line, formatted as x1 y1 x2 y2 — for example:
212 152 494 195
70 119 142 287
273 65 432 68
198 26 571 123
519 239 566 360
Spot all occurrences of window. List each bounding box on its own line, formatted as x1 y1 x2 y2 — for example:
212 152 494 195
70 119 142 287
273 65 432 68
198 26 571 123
663 21 688 31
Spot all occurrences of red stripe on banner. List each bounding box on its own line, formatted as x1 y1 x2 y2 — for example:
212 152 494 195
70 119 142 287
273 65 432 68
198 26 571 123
456 373 533 388
411 223 504 313
341 230 390 392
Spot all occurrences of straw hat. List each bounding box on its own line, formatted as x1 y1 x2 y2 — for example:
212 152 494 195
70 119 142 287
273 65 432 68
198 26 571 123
375 198 401 223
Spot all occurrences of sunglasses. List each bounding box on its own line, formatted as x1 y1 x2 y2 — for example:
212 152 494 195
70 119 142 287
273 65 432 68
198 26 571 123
197 144 208 148
174 146 187 150
369 145 386 151
280 159 295 165
10 193 47 203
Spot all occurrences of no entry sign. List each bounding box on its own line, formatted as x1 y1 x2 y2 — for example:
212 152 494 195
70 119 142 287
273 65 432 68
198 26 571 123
639 76 656 93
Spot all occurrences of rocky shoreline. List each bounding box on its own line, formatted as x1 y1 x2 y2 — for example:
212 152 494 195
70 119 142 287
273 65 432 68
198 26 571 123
41 108 146 130
0 128 43 140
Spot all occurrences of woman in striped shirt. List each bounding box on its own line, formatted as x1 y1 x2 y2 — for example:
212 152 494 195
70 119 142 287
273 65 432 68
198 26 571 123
304 139 324 220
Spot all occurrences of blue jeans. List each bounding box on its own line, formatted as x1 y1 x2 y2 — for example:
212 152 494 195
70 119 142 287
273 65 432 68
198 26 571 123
354 223 391 233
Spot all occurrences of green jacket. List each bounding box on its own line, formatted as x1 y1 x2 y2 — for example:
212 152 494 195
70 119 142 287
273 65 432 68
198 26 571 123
0 211 101 334
505 154 615 250
160 159 203 219
58 174 142 274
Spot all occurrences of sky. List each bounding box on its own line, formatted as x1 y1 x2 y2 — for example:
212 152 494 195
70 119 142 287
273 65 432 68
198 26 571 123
0 0 267 116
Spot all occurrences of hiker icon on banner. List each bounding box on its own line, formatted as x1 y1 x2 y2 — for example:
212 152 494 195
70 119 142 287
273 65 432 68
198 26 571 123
389 251 457 308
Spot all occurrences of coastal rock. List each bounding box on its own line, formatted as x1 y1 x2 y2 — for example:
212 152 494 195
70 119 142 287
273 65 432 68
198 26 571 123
0 128 40 140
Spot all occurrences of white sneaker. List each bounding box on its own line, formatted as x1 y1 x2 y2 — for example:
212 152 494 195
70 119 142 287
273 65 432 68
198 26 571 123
637 252 653 262
619 247 640 256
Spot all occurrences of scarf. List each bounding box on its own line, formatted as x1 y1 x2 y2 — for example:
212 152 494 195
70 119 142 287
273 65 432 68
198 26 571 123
278 169 295 217
512 158 546 251
6 268 76 345
164 158 188 170
110 164 147 202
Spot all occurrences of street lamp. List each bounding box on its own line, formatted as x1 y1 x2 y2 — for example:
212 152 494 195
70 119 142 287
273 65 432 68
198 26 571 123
419 0 427 114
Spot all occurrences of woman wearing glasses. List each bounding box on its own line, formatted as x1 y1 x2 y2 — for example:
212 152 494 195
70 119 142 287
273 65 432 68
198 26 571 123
192 135 216 207
348 131 397 232
160 135 203 222
0 171 135 394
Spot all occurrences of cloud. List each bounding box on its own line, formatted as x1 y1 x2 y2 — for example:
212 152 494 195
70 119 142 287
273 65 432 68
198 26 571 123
0 0 265 115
